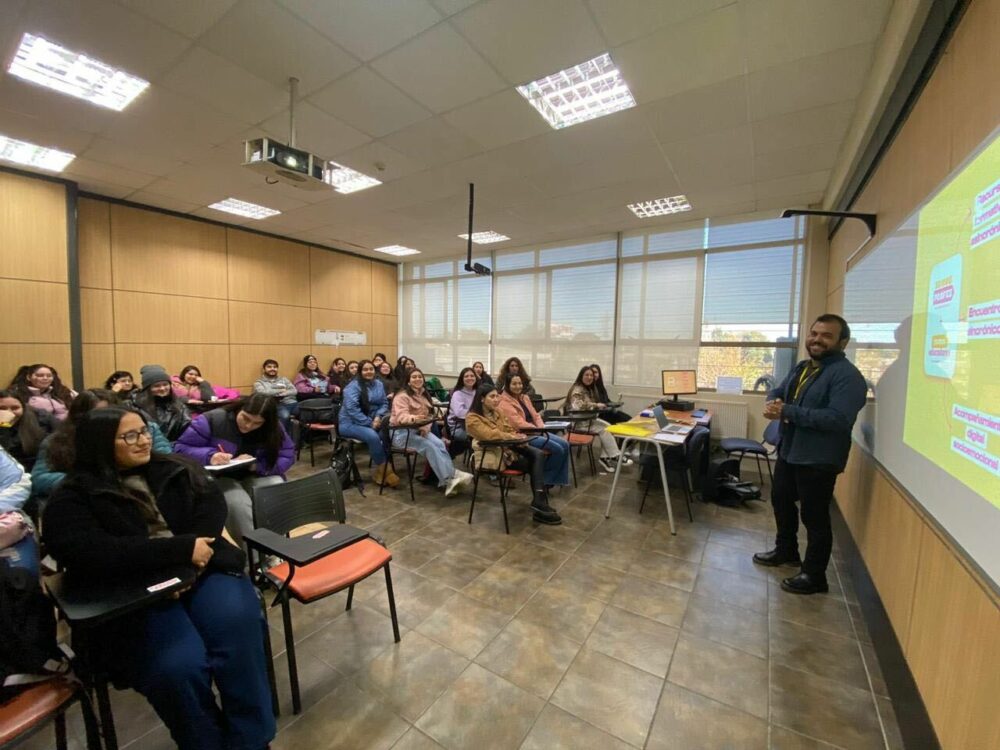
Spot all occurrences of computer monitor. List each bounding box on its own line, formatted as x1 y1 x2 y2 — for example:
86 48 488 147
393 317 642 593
660 369 697 411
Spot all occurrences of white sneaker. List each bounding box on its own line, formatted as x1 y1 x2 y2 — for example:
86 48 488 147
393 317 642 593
599 456 619 473
445 471 471 496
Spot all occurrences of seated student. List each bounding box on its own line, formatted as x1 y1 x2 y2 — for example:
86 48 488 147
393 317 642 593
346 360 360 378
390 369 473 496
42 407 275 750
563 365 630 472
377 360 399 397
105 370 140 401
0 446 38 576
253 359 298 429
446 367 479 457
496 357 536 396
392 357 415 390
135 365 192 443
466 384 561 525
589 363 631 424
498 374 570 489
293 354 330 397
173 394 293 546
471 361 494 388
372 352 388 370
172 365 239 404
327 357 348 396
31 389 172 502
10 363 77 422
0 389 52 472
338 360 399 488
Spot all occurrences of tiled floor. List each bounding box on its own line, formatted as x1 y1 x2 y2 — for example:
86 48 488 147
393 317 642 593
35 446 905 750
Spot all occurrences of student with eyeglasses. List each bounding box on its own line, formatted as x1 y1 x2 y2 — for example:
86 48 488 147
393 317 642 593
42 406 276 750
173 393 294 546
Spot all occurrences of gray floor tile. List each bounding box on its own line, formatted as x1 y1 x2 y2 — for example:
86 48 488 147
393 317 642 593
667 632 769 719
548 555 625 602
516 580 607 642
475 617 581 699
415 592 510 659
646 681 768 750
610 575 690 628
770 618 869 691
682 592 769 658
692 565 769 614
627 549 700 591
584 605 679 678
415 548 492 589
519 704 634 750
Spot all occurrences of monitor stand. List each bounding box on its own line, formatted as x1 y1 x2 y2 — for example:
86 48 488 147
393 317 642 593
659 396 695 411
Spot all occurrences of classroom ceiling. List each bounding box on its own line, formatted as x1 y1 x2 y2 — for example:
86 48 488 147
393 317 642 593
0 0 898 261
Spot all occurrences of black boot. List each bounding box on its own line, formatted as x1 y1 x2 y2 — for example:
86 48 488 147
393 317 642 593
752 548 802 567
531 492 562 524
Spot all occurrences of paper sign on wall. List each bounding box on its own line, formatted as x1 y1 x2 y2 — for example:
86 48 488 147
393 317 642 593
315 329 367 346
716 376 743 394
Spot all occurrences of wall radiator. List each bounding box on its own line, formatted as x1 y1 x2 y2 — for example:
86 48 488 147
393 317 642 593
695 399 748 440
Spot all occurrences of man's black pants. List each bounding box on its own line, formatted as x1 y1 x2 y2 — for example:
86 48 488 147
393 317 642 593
771 458 839 580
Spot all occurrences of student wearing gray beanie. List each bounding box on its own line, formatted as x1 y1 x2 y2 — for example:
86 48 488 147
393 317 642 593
140 365 171 390
135 365 190 442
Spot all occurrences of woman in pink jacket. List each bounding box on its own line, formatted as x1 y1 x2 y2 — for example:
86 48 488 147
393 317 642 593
10 363 76 422
172 365 239 403
390 369 472 497
497 374 570 488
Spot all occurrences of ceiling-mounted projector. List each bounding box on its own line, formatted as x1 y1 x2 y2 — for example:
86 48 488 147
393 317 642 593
243 137 330 191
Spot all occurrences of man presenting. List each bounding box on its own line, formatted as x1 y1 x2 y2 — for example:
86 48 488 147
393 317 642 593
753 314 868 594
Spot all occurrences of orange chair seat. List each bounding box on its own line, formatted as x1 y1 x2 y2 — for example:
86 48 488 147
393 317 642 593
266 539 391 602
500 468 523 476
567 432 595 445
0 679 78 744
305 423 336 430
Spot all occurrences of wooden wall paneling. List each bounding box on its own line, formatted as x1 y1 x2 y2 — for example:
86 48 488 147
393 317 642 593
948 0 1000 169
227 229 311 305
0 172 67 282
0 344 73 387
372 313 398 347
311 345 371 372
229 301 310 345
229 345 308 391
113 291 229 343
0 279 70 342
371 261 398 315
77 197 112 289
82 344 117 388
905 524 1000 750
114 344 232 389
310 308 373 343
81 288 114 343
309 247 372 313
110 205 227 298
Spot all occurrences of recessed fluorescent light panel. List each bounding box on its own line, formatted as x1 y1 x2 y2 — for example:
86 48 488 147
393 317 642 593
0 134 75 172
208 198 281 220
459 231 510 244
374 245 420 257
325 161 382 194
8 33 149 111
627 195 693 218
516 52 635 130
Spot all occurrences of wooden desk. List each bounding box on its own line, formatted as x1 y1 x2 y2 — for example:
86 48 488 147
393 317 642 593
603 409 711 535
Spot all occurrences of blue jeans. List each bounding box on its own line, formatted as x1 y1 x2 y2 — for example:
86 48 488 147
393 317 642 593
277 401 298 432
0 529 39 577
392 429 455 486
117 573 275 750
528 434 570 487
338 422 387 464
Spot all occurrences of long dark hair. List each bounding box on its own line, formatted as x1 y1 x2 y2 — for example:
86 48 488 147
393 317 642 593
47 389 120 471
299 354 325 378
401 368 432 405
327 357 347 382
497 357 531 390
0 389 46 457
564 365 596 406
178 365 202 382
12 363 75 406
353 360 376 415
224 393 282 466
589 363 610 402
134 378 185 416
453 367 478 392
468 383 498 417
104 371 135 391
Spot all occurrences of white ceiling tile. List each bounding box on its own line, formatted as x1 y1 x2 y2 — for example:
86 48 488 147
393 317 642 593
529 149 676 198
117 0 238 40
258 102 370 158
747 43 874 121
0 78 117 134
661 125 755 191
63 157 157 190
685 183 757 212
381 117 484 168
308 67 432 138
442 89 551 150
754 170 830 200
198 0 359 95
227 185 309 212
190 205 256 226
745 0 891 71
642 76 749 146
72 177 135 199
753 140 841 182
0 104 95 154
80 137 183 177
18 0 190 82
277 0 441 62
139 176 236 207
613 4 745 104
751 100 857 152
334 139 427 183
160 47 288 123
755 190 823 212
370 23 506 113
451 0 605 84
124 189 202 213
588 0 735 47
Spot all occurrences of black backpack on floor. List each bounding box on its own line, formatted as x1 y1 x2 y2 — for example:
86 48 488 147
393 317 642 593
703 456 762 507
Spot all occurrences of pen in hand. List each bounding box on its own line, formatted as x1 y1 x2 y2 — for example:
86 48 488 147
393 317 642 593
211 443 233 466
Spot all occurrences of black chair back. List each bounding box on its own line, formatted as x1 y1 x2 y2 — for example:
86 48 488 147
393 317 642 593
252 469 346 535
298 398 335 425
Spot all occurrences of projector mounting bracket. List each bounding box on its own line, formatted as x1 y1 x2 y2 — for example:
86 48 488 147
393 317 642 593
780 209 877 241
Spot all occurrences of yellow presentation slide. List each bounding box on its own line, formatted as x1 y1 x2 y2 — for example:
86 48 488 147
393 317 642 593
905 130 1000 508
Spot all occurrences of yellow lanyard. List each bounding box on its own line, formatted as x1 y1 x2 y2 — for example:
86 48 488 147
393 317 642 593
792 362 819 401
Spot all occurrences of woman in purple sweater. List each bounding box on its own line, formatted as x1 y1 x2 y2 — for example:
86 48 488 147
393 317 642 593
173 393 293 546
446 367 479 457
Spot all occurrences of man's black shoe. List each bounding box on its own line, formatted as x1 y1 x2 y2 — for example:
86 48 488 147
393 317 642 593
752 548 802 567
780 572 828 595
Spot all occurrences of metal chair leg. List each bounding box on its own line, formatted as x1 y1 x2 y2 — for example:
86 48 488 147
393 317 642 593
406 453 416 504
55 712 67 750
257 590 280 718
78 689 102 750
281 597 301 715
499 476 510 535
569 446 578 487
95 679 118 750
384 564 401 643
468 469 480 524
346 584 354 611
639 479 650 513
